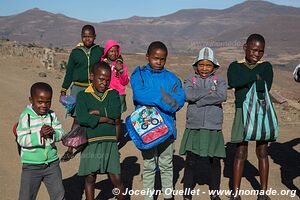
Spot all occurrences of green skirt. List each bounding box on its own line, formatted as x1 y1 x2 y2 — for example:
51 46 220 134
231 108 245 143
231 108 275 143
179 128 226 158
78 141 120 176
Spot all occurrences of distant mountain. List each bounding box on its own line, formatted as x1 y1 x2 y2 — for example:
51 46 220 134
0 1 300 55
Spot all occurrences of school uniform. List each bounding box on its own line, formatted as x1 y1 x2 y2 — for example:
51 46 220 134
61 44 104 116
179 73 227 158
179 73 227 198
179 47 227 200
75 88 122 175
227 59 273 143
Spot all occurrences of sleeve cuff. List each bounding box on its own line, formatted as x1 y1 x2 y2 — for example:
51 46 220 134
118 68 124 74
38 132 45 146
116 58 123 63
61 88 67 93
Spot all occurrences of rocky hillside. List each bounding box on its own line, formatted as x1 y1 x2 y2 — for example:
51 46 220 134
0 0 300 58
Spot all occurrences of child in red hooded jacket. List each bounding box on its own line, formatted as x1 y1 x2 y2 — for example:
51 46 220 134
101 39 130 113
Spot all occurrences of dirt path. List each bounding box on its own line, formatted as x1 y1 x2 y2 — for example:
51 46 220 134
0 56 299 200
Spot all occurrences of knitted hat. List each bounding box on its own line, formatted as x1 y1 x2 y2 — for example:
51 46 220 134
192 47 220 68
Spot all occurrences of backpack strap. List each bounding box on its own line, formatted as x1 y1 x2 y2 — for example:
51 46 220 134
192 74 218 86
213 74 218 86
49 112 53 126
23 112 53 132
192 76 197 85
27 113 30 126
213 74 218 82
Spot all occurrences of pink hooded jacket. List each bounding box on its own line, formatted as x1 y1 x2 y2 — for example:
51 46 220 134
101 39 129 95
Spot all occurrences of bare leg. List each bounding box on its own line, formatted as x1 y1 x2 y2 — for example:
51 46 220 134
109 173 125 200
232 142 248 196
256 141 269 191
85 174 96 200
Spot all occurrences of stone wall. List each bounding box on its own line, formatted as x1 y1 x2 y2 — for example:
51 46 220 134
0 40 68 70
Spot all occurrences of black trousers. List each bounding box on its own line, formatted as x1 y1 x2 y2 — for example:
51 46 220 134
183 151 221 199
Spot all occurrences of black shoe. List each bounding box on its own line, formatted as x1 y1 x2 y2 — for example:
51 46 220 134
211 195 221 200
60 151 74 162
229 195 241 200
257 195 271 200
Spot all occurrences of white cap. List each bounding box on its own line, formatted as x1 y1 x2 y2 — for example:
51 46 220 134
192 47 220 68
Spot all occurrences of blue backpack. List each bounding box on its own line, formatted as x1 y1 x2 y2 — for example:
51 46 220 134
126 106 174 150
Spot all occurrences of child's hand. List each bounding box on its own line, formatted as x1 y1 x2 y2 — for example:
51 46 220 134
99 117 115 124
59 92 66 104
115 61 123 73
40 124 54 138
89 110 100 115
107 118 116 125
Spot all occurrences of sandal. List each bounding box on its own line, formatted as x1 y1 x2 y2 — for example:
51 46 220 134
60 151 74 162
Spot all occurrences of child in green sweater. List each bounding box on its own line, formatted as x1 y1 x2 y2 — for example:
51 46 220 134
60 24 103 161
16 82 65 200
76 61 125 200
60 25 123 161
227 34 274 200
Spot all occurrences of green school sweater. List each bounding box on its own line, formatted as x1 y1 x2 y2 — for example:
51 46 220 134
76 88 121 143
227 60 273 108
61 44 104 91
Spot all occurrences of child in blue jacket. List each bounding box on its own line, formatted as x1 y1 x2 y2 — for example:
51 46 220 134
130 41 185 200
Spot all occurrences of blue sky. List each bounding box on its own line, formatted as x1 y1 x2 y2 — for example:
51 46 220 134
1 0 300 22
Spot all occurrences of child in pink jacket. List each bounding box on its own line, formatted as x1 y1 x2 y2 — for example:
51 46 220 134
101 39 129 113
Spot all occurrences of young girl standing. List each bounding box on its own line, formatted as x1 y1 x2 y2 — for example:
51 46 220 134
60 26 123 161
60 24 104 161
227 34 274 200
76 61 125 200
101 39 129 113
179 47 227 200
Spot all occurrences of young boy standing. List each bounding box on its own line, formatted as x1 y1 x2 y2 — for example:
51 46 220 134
16 82 65 200
130 41 185 200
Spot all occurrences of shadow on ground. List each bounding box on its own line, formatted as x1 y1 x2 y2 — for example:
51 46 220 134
269 138 300 198
95 156 140 200
63 173 85 200
118 122 131 150
223 142 260 191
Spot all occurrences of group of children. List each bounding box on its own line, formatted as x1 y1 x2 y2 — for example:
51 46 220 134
15 23 274 200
